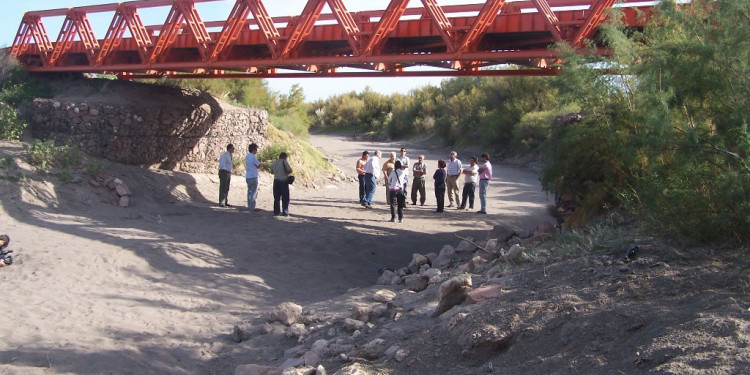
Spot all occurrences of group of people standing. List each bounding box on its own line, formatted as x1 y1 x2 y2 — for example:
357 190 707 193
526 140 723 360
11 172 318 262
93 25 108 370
356 148 493 222
217 143 293 217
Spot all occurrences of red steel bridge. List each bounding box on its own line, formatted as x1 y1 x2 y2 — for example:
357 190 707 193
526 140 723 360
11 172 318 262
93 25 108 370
10 0 655 79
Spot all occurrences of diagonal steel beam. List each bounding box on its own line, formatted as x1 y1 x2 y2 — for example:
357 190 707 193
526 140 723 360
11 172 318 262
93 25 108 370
210 0 253 60
530 0 563 41
244 0 282 58
361 0 410 56
11 15 54 65
456 0 507 52
149 3 185 63
420 0 456 53
326 0 361 55
174 0 211 61
571 0 617 46
281 0 327 59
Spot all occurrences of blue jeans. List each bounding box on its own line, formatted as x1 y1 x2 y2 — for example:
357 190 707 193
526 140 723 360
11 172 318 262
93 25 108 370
357 174 366 204
479 179 489 212
460 182 476 209
273 179 290 215
364 173 376 205
246 177 258 211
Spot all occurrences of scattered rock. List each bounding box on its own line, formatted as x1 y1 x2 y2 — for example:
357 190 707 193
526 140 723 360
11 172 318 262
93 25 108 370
115 182 132 197
118 195 130 207
376 270 399 285
394 348 409 362
287 323 307 340
343 318 365 331
403 274 429 292
272 302 303 326
408 253 430 273
372 289 396 303
351 305 372 322
332 363 374 375
435 274 473 316
362 338 387 359
465 285 503 305
535 221 555 235
232 325 252 343
455 240 475 253
504 244 524 263
278 357 304 371
303 350 321 367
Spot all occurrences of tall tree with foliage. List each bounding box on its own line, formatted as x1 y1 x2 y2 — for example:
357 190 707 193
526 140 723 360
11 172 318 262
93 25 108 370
543 0 750 242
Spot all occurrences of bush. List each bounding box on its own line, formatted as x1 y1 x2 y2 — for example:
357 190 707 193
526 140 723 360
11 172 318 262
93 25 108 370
26 140 83 170
0 103 26 141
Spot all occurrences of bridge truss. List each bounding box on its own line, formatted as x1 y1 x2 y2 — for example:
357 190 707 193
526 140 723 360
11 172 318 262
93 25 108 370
10 0 653 79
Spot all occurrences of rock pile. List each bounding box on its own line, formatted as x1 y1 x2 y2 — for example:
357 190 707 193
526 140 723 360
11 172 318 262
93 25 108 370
231 221 558 375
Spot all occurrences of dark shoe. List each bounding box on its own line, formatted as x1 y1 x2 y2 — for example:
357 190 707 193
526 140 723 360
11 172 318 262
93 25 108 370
411 202 416 205
366 205 373 209
282 212 289 216
435 210 443 213
458 206 465 210
389 218 396 222
447 203 453 208
361 202 366 207
226 204 233 207
420 203 425 206
219 203 226 207
477 210 487 214
398 219 403 223
274 213 280 216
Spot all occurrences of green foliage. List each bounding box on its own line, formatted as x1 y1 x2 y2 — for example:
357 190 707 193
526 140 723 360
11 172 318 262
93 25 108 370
86 160 106 178
26 140 83 170
0 103 26 141
257 125 337 182
543 0 750 242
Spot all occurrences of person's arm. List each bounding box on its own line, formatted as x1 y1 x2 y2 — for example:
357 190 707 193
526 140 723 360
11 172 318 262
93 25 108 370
285 160 292 174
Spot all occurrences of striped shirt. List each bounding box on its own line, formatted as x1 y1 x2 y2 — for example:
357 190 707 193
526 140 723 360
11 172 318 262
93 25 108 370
446 158 462 176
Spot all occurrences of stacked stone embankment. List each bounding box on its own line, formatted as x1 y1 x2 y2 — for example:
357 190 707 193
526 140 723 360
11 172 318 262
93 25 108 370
26 82 267 174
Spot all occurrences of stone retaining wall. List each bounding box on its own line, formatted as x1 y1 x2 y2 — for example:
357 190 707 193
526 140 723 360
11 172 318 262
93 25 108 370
26 82 267 174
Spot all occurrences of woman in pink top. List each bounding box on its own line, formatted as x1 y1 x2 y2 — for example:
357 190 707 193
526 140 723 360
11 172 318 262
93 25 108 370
477 153 493 214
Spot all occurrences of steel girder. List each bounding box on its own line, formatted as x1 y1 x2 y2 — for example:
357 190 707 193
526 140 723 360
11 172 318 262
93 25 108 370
10 0 653 78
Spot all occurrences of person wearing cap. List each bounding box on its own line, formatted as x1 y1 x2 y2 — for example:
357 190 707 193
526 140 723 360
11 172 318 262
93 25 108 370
218 144 234 207
477 153 493 214
410 154 427 206
445 151 462 208
363 150 381 208
356 151 369 205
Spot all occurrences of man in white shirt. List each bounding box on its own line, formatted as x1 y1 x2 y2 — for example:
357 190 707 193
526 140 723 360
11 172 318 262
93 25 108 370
445 151 463 207
218 144 234 207
363 150 381 208
459 156 479 210
397 147 410 193
245 143 261 212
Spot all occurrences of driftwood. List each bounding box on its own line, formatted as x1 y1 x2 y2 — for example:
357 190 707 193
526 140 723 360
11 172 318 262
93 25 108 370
453 234 490 253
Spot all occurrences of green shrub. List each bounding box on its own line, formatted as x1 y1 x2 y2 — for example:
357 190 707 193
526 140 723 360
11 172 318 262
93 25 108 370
0 103 26 141
27 139 58 169
86 159 106 177
26 140 82 170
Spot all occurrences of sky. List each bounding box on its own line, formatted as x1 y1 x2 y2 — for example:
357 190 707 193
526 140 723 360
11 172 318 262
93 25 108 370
0 0 474 101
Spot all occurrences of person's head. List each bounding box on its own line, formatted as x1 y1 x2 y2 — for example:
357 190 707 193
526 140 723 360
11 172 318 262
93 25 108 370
361 150 369 160
400 147 407 155
438 159 446 169
481 153 489 162
394 160 402 170
449 151 457 160
374 150 381 157
0 234 8 249
470 156 477 165
389 152 396 161
248 143 258 153
279 152 288 160
227 144 235 153
418 154 424 162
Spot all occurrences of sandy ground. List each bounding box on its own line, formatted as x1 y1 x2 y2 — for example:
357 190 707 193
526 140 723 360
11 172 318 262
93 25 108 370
0 135 553 374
